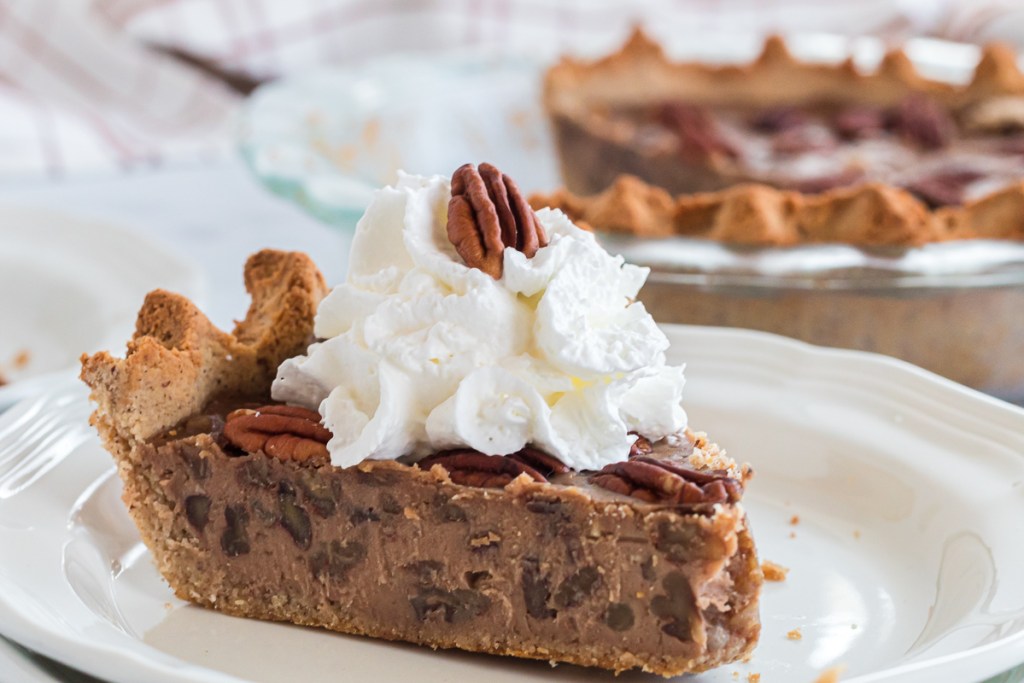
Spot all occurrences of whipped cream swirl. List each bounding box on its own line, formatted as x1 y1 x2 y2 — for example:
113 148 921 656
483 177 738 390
272 173 687 470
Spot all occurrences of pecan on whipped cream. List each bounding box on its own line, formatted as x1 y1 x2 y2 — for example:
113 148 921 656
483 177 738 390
272 164 686 470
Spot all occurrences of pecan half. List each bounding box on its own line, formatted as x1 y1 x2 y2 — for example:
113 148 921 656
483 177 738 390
223 405 331 465
447 163 548 279
590 457 742 507
632 457 743 503
418 449 547 488
508 447 569 478
833 105 886 140
751 106 807 133
659 103 740 160
890 95 954 150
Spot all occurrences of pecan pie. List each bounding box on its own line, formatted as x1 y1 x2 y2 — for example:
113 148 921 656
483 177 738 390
81 251 761 670
545 29 1024 207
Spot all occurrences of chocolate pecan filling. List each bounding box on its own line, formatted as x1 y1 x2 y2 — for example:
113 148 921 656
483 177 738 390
590 458 741 507
223 405 330 465
417 451 548 487
205 401 741 510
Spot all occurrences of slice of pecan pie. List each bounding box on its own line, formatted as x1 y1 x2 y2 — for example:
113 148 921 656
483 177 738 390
81 169 761 676
546 29 1024 207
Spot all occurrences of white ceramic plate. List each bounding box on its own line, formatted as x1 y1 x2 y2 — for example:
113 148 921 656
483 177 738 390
239 34 989 232
0 205 204 410
0 326 1023 682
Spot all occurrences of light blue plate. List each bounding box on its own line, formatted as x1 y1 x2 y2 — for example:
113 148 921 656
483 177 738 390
239 51 559 232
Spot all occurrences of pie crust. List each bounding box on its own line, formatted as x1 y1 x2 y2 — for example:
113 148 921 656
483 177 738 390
531 175 1024 246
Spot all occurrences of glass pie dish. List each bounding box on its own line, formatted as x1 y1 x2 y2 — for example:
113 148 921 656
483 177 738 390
599 233 1024 403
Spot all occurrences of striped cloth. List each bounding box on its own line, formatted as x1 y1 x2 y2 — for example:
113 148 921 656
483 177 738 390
0 0 1020 177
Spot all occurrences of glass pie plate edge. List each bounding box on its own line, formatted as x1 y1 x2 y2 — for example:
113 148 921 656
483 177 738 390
0 325 1023 683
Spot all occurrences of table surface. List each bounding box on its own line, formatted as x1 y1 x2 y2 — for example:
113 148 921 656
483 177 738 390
0 162 1020 683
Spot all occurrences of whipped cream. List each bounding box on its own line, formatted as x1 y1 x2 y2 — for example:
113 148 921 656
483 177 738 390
272 172 687 470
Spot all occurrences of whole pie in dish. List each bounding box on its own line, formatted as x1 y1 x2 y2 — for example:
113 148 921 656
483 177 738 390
80 164 762 676
545 29 1024 207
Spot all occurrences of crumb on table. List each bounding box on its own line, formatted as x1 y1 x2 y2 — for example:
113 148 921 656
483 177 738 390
0 349 31 386
747 673 761 683
13 349 30 369
761 560 789 582
787 628 802 640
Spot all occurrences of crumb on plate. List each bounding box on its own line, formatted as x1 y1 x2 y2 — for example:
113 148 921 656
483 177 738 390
761 560 789 581
787 628 802 640
814 664 846 682
789 515 800 525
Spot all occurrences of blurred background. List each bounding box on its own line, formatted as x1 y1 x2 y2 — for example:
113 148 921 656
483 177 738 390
3 3 1024 682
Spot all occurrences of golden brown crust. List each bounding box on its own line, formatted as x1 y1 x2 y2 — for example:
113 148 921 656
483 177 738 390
531 176 1024 246
80 249 328 442
544 28 1023 115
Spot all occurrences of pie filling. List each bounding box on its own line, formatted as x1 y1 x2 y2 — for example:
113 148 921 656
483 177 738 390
157 400 744 510
140 399 759 675
612 96 1024 206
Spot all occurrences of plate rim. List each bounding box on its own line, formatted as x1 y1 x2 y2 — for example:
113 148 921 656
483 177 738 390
0 203 206 410
0 324 1023 683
